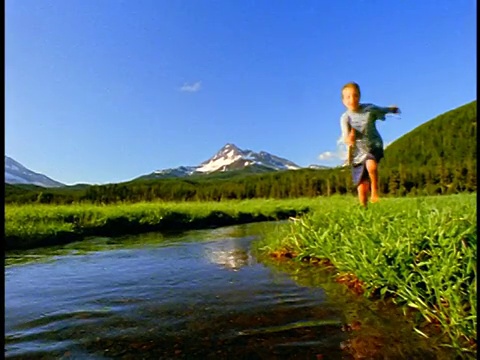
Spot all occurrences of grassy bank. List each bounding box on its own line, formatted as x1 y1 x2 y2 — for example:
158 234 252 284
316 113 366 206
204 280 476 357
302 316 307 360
6 195 476 355
255 194 476 356
5 198 313 250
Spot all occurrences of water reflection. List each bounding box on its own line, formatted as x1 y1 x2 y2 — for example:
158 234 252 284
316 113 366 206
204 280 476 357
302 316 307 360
5 222 276 268
5 222 460 359
203 238 254 270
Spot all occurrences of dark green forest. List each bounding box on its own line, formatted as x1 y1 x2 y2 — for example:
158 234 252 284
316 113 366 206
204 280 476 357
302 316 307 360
5 100 476 204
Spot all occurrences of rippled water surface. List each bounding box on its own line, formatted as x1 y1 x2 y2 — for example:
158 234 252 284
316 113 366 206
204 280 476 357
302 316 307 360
6 223 452 359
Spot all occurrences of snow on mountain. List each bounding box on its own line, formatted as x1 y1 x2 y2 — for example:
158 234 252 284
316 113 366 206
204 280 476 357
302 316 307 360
153 166 198 177
5 156 65 188
196 143 301 173
137 143 304 180
308 164 330 170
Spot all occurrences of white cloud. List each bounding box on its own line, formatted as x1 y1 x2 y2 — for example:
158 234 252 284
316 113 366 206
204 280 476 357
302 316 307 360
318 149 347 162
318 151 335 160
180 81 202 92
318 136 348 162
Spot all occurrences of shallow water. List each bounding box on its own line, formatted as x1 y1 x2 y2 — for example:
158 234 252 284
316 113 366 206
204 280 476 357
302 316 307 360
5 223 454 359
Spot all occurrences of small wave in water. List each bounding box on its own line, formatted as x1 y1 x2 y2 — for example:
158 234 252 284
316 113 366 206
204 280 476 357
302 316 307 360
5 224 452 359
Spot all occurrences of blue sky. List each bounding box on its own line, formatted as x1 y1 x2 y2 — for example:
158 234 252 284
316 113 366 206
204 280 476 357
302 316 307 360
6 0 476 185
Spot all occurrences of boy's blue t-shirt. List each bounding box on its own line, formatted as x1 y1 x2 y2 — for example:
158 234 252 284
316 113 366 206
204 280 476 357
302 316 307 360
340 103 391 165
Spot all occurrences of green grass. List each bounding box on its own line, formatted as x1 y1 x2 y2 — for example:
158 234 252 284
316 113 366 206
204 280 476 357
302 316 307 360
5 198 313 250
6 194 476 355
255 194 476 356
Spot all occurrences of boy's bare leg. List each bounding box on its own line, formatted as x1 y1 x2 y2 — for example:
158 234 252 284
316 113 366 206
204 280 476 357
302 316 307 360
357 180 369 207
366 159 379 202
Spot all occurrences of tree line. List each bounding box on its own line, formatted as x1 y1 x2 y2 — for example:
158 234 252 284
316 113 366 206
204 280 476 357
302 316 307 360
5 101 476 204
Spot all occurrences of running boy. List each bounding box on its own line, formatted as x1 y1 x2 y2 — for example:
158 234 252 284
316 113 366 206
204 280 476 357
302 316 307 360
340 82 400 207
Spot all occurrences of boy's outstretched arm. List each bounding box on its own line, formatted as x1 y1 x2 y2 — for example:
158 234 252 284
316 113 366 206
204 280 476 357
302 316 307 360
371 105 401 120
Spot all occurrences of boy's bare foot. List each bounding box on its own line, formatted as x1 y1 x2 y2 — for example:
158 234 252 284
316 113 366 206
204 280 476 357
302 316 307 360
370 196 379 203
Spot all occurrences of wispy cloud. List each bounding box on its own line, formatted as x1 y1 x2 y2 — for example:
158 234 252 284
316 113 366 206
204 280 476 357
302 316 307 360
318 136 348 162
318 151 336 160
179 81 202 93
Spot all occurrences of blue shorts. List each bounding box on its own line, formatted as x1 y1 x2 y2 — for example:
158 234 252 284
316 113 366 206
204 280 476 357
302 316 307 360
351 148 384 186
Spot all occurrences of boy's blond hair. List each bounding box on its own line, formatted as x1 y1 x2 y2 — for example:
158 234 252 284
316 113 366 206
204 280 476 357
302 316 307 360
341 82 361 98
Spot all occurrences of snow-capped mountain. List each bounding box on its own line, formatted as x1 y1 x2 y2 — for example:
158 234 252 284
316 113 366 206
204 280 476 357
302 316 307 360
5 156 65 187
197 143 301 173
137 143 303 180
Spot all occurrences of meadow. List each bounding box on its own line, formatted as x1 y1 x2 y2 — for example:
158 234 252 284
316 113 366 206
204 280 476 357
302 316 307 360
5 198 311 250
5 194 476 355
255 193 477 356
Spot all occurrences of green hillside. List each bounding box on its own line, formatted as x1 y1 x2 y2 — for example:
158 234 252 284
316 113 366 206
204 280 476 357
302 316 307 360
380 100 476 195
384 100 476 168
5 100 476 204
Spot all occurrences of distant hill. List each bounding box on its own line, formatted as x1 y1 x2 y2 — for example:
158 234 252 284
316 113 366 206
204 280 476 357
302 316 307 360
5 156 65 188
5 183 44 196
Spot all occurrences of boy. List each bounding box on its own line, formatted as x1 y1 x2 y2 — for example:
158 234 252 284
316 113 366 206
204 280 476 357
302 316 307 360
340 82 400 207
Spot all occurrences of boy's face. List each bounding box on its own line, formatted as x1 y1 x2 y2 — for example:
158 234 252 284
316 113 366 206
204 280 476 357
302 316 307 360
342 87 360 111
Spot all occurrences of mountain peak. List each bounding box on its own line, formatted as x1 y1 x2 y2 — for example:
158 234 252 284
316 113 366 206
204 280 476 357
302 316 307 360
194 143 301 173
136 143 329 181
222 143 240 150
199 143 246 172
216 143 243 156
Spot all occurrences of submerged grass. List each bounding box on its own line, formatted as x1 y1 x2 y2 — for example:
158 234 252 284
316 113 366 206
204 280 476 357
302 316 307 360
5 198 313 250
256 194 476 357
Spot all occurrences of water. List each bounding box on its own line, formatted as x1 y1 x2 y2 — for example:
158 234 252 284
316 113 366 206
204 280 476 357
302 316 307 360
5 223 452 359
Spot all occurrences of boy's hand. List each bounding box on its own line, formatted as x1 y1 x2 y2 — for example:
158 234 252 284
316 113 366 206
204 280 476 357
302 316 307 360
345 129 355 146
389 106 401 114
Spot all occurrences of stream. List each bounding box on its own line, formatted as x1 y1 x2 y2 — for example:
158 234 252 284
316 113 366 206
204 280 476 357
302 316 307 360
5 222 452 359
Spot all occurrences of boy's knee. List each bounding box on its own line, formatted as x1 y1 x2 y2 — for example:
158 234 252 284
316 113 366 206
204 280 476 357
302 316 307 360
357 181 369 191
